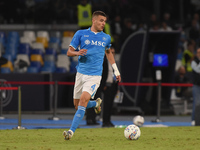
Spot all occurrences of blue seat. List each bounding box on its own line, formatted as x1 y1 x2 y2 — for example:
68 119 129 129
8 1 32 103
31 49 44 57
18 43 31 55
44 61 56 67
60 49 68 54
40 67 55 73
30 61 42 69
49 37 61 45
2 54 14 63
8 31 20 39
49 31 61 38
5 44 18 50
70 61 78 73
3 53 13 61
55 67 67 73
5 48 17 60
48 43 60 53
1 67 11 73
45 48 57 56
6 32 20 49
6 38 19 48
0 31 6 38
40 61 56 73
27 67 39 73
0 32 6 47
6 37 19 44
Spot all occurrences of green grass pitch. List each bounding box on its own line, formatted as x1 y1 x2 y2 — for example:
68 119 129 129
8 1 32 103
0 127 200 150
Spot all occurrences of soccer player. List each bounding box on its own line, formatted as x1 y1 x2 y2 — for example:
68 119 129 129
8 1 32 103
63 11 121 140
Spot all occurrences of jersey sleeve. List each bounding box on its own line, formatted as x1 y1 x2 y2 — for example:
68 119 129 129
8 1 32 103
105 35 112 50
69 30 81 49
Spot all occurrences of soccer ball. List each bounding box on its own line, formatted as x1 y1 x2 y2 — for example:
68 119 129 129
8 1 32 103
124 124 141 140
133 115 144 127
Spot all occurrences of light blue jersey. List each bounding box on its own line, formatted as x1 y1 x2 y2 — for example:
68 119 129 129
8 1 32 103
70 28 111 76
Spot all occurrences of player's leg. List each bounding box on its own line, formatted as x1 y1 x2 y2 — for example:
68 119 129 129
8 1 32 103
74 99 79 110
63 73 83 140
63 74 102 140
86 87 102 109
86 98 102 111
86 87 103 125
86 100 96 109
83 75 102 113
63 92 91 140
70 91 91 130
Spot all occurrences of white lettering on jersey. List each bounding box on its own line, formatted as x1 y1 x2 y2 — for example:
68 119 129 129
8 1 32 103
91 40 106 47
91 40 97 45
98 41 101 46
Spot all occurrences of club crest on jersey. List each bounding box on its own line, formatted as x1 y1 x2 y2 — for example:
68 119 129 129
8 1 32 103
102 37 106 41
85 39 90 45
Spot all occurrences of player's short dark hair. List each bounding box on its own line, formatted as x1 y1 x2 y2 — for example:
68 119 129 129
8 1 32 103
92 11 107 18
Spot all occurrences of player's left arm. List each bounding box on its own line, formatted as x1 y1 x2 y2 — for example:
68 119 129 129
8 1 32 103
105 49 121 82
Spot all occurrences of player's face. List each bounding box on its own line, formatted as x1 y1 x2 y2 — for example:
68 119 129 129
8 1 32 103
93 15 107 32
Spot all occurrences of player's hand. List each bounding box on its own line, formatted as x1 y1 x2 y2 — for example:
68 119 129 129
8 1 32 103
116 75 121 82
78 49 87 56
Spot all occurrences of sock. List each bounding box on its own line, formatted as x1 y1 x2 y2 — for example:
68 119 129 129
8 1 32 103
70 106 86 133
86 100 96 109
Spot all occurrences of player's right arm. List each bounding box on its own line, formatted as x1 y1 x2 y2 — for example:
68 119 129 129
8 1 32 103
67 46 87 57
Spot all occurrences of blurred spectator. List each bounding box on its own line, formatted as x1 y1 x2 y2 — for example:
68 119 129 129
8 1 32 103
174 66 192 99
177 47 184 61
175 47 184 71
162 12 175 29
191 47 200 125
178 27 188 50
110 15 122 52
121 18 135 46
182 40 196 72
77 0 92 29
136 22 147 31
149 22 160 31
189 19 200 44
104 17 114 44
148 13 159 29
102 47 118 127
159 21 173 31
192 13 200 30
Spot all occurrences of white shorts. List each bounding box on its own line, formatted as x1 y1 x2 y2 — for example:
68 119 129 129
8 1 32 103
73 72 102 99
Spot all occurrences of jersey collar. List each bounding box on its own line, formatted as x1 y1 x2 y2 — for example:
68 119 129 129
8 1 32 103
88 27 103 35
